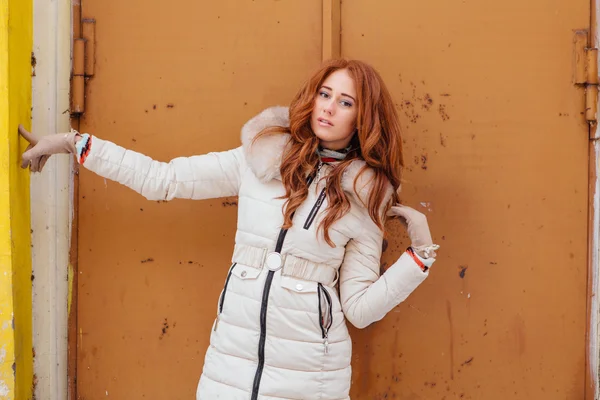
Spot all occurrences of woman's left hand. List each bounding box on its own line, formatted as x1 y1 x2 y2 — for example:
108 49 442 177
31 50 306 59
387 204 437 257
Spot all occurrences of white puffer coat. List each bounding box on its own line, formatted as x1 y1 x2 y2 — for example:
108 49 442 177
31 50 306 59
80 107 429 400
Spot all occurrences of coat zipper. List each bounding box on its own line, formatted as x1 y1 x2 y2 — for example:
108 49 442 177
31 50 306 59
303 161 326 230
251 219 291 400
317 283 333 354
250 171 318 400
213 263 237 332
303 188 326 230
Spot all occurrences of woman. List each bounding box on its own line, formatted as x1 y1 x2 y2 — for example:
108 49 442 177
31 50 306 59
19 59 438 400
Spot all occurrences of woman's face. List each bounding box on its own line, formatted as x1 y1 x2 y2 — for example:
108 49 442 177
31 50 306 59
310 69 358 150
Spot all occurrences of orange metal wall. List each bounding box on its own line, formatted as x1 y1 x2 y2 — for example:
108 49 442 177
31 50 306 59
74 0 592 399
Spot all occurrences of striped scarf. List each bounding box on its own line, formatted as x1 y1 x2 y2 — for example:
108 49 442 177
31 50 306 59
317 145 352 163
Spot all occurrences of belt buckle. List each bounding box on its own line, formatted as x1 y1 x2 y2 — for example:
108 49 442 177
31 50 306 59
265 252 283 271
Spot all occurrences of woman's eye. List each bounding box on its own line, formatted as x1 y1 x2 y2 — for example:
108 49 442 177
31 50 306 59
319 92 330 98
341 100 353 107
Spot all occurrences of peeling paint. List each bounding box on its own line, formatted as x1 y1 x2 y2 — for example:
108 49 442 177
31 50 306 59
0 380 9 397
419 202 432 212
0 347 5 364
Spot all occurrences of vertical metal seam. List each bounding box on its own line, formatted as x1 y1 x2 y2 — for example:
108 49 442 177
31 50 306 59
322 0 341 60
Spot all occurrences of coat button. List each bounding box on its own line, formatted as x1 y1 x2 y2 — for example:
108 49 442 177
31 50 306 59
295 284 303 291
266 252 283 271
241 270 247 278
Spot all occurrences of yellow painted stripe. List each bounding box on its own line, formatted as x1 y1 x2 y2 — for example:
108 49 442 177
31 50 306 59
0 0 34 398
0 0 17 396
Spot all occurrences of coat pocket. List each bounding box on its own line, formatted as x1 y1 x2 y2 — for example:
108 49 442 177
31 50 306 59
317 283 333 354
214 264 261 332
280 276 333 354
214 263 237 332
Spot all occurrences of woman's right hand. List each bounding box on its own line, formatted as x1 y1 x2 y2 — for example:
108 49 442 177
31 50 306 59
18 124 79 172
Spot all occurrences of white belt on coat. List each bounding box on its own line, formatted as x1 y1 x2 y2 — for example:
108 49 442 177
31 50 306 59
231 243 339 287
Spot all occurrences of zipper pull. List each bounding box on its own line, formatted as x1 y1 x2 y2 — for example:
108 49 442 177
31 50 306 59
323 336 329 354
316 161 324 184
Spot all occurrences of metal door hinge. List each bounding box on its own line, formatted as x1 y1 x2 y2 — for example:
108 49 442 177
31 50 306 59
71 18 96 115
574 30 599 136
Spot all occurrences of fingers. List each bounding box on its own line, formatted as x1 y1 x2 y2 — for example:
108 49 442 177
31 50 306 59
387 205 412 219
21 144 33 169
18 124 38 145
387 204 428 225
30 154 51 173
37 155 50 172
30 156 41 173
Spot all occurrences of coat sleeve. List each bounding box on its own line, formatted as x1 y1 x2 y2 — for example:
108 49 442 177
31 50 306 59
81 136 244 201
339 212 429 329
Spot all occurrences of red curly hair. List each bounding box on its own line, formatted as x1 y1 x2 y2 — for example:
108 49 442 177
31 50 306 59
257 59 404 246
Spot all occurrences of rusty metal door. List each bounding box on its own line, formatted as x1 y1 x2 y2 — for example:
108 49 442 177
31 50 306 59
72 0 593 399
342 1 593 399
71 1 323 398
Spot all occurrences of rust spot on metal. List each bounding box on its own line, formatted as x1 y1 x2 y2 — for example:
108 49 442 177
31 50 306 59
439 104 450 121
459 266 468 279
440 133 447 147
422 94 433 111
421 154 428 170
461 357 474 366
31 52 37 76
166 104 175 108
32 373 38 400
400 100 420 123
141 258 154 263
159 318 169 339
222 200 238 207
